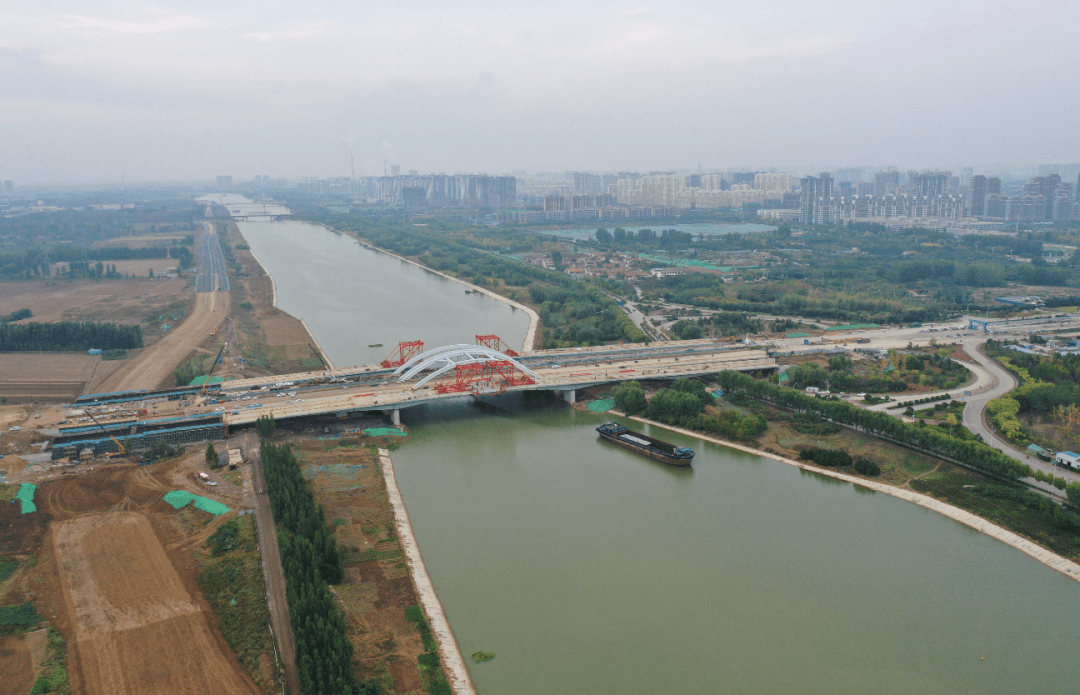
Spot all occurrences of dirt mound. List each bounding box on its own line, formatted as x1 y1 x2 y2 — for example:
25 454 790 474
54 511 262 695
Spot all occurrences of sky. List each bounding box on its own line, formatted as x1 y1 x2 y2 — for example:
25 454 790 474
2 0 1079 184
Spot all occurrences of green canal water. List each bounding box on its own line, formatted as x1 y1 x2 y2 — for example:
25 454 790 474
236 219 530 366
239 216 1080 694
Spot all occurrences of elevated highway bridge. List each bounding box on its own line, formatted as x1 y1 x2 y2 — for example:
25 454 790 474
217 343 775 426
65 341 776 455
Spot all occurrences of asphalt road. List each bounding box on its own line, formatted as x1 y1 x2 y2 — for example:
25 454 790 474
198 221 230 292
961 344 1078 489
245 432 301 695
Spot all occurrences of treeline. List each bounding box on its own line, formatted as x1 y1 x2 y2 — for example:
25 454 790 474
673 311 763 340
593 227 695 250
530 285 642 346
614 378 767 441
656 274 943 325
0 322 143 351
316 215 647 348
716 370 1032 481
261 443 373 695
0 244 194 279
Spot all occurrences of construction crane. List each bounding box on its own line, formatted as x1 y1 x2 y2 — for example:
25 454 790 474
197 344 229 398
307 343 328 371
85 411 128 458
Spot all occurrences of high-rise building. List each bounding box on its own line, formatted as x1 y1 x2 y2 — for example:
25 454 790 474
911 171 950 197
2 180 11 193
391 165 401 177
1025 174 1063 218
873 170 899 197
216 175 233 189
753 172 793 199
835 168 862 183
573 173 602 196
969 175 1001 216
799 173 834 224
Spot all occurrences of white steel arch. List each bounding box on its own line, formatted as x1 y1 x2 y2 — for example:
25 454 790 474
394 344 542 390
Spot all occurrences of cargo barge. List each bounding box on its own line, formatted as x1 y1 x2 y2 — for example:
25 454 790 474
596 422 695 466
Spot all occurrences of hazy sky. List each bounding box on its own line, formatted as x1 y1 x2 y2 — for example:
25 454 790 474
3 0 1079 183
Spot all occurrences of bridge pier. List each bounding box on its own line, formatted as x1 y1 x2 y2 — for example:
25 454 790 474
391 408 401 426
563 389 576 404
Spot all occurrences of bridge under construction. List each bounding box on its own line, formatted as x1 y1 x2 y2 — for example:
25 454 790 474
54 338 776 458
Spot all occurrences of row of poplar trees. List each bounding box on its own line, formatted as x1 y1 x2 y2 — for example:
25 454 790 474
261 442 375 695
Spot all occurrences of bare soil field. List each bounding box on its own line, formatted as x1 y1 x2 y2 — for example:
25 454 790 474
0 457 269 695
0 278 188 326
0 353 125 403
93 291 230 393
109 259 180 277
0 628 47 695
54 511 261 695
96 234 194 249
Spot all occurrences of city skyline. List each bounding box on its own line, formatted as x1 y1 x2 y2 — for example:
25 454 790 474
3 0 1080 184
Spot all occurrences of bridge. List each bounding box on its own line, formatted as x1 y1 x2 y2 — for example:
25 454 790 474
57 340 776 457
218 340 776 426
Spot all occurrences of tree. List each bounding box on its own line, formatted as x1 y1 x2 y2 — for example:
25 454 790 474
595 228 612 245
613 381 647 415
1066 481 1080 509
946 412 958 435
205 441 218 468
256 414 276 438
551 251 563 268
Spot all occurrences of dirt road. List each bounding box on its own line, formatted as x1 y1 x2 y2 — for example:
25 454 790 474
93 291 230 393
246 433 301 695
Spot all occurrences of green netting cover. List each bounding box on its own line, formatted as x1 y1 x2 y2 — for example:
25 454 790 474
163 490 230 516
187 375 226 386
16 483 36 514
825 323 881 331
363 428 407 437
587 398 616 413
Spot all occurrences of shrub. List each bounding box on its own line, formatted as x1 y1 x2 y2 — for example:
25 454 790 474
854 458 881 476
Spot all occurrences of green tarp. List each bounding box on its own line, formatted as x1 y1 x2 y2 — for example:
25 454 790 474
825 323 881 331
363 428 407 437
587 398 616 413
163 490 230 516
15 483 36 514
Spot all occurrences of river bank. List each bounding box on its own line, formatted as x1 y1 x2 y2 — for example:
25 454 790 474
243 240 335 370
378 448 477 695
319 222 539 353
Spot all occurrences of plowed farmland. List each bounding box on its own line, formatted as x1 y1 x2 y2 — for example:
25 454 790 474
1 460 266 695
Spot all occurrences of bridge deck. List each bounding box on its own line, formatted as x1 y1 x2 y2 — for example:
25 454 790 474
219 348 775 426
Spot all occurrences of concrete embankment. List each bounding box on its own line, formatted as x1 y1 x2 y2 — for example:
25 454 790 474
617 413 1080 583
378 448 478 695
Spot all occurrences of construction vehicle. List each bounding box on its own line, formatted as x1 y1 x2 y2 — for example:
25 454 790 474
85 411 128 459
196 344 229 402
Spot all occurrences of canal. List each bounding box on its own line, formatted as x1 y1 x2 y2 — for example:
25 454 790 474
238 216 1080 694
